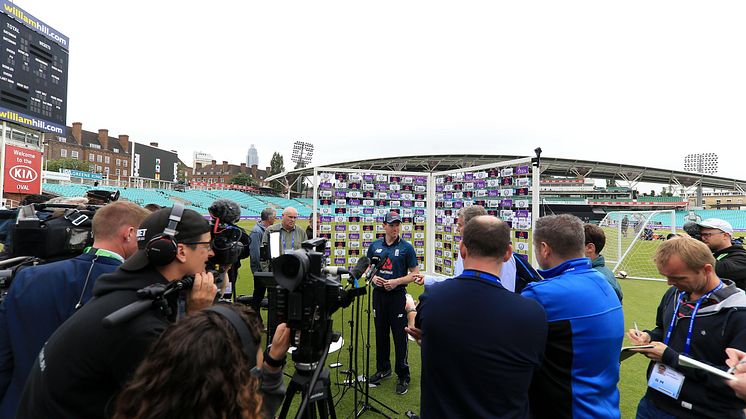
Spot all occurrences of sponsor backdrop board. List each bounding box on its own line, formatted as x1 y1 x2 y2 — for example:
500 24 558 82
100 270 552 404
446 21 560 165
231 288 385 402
313 158 537 275
315 170 428 273
432 159 533 276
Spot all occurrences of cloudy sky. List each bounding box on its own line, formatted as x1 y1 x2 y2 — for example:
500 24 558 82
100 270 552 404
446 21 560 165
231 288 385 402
19 0 746 179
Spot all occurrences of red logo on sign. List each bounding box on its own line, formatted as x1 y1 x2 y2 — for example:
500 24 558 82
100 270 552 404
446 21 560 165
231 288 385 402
8 165 38 183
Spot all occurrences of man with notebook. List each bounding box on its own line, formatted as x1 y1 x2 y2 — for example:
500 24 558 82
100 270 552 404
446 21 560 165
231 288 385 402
628 237 746 418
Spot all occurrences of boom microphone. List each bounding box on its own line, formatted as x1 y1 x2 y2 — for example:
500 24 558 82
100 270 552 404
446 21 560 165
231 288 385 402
208 199 242 224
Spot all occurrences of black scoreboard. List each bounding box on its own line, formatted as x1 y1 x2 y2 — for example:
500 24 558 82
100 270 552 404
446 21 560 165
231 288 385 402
132 142 179 183
0 1 68 134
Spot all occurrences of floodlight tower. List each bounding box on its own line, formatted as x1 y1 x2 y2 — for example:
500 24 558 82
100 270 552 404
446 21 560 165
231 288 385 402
291 141 314 195
684 153 718 207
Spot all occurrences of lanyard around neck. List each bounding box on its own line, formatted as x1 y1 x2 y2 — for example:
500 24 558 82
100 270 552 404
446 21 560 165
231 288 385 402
664 281 724 355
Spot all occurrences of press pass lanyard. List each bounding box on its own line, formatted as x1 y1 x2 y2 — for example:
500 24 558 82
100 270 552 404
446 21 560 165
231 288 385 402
461 269 502 286
664 281 724 355
282 232 295 250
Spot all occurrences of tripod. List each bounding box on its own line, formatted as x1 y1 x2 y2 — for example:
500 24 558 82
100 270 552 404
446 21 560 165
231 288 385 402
280 367 337 419
279 323 338 419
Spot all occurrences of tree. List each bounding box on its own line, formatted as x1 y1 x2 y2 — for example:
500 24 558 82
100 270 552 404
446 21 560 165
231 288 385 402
269 152 285 192
176 162 190 184
46 158 94 173
231 172 257 186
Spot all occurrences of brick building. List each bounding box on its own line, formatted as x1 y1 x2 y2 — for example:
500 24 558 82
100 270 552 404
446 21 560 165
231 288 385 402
43 122 132 181
188 160 270 186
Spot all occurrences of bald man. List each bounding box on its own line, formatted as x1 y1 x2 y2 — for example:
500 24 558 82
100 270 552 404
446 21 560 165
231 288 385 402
260 206 307 271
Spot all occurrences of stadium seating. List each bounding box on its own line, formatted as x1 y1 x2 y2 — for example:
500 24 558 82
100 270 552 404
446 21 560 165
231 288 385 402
39 183 317 218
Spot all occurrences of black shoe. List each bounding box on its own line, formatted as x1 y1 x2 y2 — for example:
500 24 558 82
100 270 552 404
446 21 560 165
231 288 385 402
368 369 392 386
396 379 409 395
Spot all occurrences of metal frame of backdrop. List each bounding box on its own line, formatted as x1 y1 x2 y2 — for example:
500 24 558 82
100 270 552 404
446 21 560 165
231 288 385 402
312 157 540 275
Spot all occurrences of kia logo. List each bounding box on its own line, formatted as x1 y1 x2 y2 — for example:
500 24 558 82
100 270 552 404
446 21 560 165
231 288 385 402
9 165 38 183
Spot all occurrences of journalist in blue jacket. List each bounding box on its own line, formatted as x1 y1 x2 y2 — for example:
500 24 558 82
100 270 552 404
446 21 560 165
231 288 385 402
521 214 624 419
0 201 149 419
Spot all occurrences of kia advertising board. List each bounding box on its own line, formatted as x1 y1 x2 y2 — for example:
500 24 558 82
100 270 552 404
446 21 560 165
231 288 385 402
4 144 41 193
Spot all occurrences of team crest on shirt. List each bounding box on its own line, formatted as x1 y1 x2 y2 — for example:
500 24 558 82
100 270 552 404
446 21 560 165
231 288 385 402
395 249 400 256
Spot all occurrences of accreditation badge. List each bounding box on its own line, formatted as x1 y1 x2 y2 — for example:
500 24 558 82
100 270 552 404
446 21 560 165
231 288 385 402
648 362 685 399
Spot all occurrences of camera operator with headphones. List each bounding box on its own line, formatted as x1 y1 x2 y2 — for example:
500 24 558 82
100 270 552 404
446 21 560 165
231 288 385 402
16 204 218 419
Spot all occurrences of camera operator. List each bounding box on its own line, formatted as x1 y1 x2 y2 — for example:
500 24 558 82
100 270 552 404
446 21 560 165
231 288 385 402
249 207 276 311
208 199 250 301
696 218 746 290
16 205 218 419
112 305 291 419
0 201 149 418
367 211 420 395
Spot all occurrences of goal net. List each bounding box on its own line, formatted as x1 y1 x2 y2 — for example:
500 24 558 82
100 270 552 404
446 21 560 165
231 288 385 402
598 210 677 281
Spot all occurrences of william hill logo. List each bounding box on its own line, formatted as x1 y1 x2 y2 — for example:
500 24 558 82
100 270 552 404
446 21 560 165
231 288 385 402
9 165 38 183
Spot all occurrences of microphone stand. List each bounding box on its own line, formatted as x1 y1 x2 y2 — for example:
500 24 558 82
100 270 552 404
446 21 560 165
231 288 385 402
356 267 398 418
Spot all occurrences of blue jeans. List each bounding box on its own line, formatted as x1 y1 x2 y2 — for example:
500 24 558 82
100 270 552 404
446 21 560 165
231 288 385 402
636 396 679 419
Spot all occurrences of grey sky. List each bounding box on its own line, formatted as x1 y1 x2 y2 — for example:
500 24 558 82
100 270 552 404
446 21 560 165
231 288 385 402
21 0 746 179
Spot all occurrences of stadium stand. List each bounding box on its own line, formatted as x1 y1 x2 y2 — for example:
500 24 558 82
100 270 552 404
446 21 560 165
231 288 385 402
39 183 315 218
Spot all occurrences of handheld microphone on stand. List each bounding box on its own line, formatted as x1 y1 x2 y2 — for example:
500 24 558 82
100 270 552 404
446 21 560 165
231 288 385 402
364 254 389 286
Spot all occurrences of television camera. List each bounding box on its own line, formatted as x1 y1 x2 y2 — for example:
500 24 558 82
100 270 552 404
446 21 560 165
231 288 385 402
265 237 367 367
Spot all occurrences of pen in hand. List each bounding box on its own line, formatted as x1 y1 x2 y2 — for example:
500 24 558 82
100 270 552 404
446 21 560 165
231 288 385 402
634 322 641 338
728 358 746 375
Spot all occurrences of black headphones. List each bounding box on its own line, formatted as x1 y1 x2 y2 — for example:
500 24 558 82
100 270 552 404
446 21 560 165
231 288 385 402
205 305 260 377
145 203 185 266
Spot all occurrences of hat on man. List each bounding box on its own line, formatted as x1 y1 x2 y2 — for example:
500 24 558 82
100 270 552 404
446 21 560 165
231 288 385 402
385 211 402 224
120 206 211 271
697 218 734 235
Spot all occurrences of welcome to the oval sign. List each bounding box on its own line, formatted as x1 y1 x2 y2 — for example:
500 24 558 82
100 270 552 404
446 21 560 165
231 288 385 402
3 144 42 194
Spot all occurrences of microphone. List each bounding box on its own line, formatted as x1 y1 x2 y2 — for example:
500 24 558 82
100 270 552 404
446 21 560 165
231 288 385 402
322 266 350 276
349 256 370 280
208 199 242 224
322 257 371 280
366 254 389 281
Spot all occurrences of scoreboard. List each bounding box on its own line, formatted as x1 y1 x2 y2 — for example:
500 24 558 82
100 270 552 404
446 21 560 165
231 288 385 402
0 0 68 134
131 142 179 183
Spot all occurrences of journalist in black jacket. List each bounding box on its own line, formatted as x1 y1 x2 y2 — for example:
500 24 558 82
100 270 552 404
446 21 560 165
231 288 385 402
640 280 746 418
713 244 746 290
629 237 746 418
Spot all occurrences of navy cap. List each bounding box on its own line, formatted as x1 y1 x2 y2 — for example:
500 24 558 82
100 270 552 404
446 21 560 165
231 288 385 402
385 212 402 224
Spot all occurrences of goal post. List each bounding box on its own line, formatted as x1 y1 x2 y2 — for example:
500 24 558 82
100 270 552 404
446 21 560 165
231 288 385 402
598 210 676 281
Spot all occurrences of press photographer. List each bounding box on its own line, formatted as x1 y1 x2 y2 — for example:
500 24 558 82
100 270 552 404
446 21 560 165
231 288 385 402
0 201 149 419
15 204 217 419
208 199 250 300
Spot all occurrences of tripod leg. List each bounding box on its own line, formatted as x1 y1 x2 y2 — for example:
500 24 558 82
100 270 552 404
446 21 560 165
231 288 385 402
278 379 302 419
326 383 337 419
